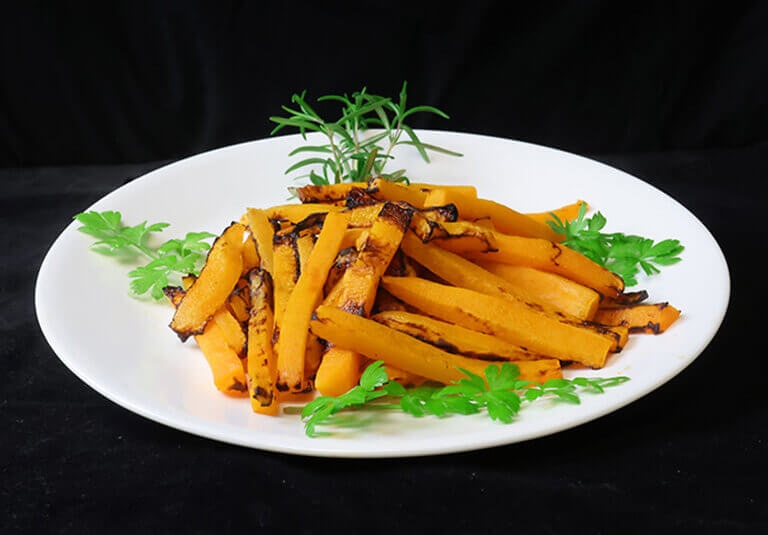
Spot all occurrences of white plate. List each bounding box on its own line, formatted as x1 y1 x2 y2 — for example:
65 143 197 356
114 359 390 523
35 131 729 457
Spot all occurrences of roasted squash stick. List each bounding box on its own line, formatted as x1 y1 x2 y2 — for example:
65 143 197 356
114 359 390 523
372 310 548 362
315 203 413 396
408 183 478 198
401 233 597 320
469 232 625 298
383 277 614 368
247 208 274 274
293 182 368 203
594 303 681 334
170 222 245 341
423 188 561 241
164 287 248 396
246 268 279 415
476 260 600 320
367 177 427 208
311 306 563 384
296 233 324 382
276 212 348 392
526 200 588 225
265 203 342 223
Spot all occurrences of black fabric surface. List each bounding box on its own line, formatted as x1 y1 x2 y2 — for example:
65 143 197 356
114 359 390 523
2 144 764 533
2 1 768 166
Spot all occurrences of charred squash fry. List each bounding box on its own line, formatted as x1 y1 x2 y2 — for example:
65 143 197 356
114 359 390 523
246 268 278 414
600 290 649 308
432 220 498 254
296 232 324 382
469 232 625 298
265 203 342 223
277 212 348 392
315 203 413 397
409 183 478 198
310 306 563 384
382 277 614 368
247 208 274 275
594 303 681 334
476 260 600 320
339 228 367 250
367 177 427 207
164 287 248 396
324 247 359 296
212 307 246 357
372 310 548 362
241 233 260 274
401 233 597 320
423 189 561 241
293 182 367 203
272 231 300 325
526 200 588 225
170 223 244 341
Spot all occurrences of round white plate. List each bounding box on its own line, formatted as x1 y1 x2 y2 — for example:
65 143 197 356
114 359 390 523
35 131 729 457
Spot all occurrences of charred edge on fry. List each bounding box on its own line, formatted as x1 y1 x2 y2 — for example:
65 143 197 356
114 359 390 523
420 203 458 222
377 202 415 233
345 188 380 208
629 322 661 334
228 377 248 393
434 233 498 253
293 212 327 234
253 386 273 406
609 290 649 305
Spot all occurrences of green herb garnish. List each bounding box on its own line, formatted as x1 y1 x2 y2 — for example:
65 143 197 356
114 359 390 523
269 82 462 185
547 204 684 286
299 361 629 437
73 210 215 299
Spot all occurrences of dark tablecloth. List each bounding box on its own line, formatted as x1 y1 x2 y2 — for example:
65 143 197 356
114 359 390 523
1 143 764 533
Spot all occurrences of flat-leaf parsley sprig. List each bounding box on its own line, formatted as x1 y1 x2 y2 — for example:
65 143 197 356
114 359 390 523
547 204 684 286
298 361 629 437
74 210 215 299
270 82 462 186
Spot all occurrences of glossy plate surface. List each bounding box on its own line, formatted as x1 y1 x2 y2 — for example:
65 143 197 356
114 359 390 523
35 131 729 457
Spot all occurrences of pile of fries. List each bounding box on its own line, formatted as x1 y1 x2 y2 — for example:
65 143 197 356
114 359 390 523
164 179 680 415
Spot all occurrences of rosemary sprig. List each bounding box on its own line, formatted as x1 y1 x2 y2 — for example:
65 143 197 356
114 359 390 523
270 82 462 185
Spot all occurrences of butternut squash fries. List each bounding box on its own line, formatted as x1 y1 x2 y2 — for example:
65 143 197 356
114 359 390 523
315 203 412 396
311 305 562 384
162 179 679 423
276 212 348 392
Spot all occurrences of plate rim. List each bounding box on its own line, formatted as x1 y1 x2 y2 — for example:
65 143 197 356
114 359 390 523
34 130 731 457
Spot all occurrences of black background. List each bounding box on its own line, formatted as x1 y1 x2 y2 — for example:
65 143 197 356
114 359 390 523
1 2 766 533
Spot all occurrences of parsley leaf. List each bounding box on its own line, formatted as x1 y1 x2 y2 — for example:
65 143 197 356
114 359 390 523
298 361 630 437
74 210 215 299
547 204 684 286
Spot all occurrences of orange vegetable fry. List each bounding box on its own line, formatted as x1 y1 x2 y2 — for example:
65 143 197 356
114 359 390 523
594 303 681 334
272 231 300 326
276 212 348 392
247 208 274 275
241 232 260 274
600 290 649 308
476 260 600 320
432 220 498 254
212 307 246 357
409 183 478 198
382 277 613 368
382 364 427 386
164 287 248 396
315 203 413 396
423 189 561 241
372 310 547 362
293 182 368 203
310 305 562 384
526 200 588 225
265 203 342 223
170 223 244 341
367 177 427 207
246 268 279 414
401 233 594 320
468 232 625 298
339 228 367 250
